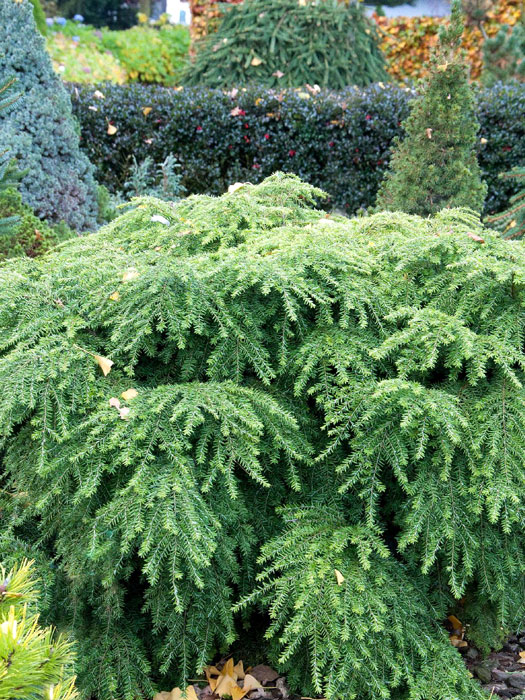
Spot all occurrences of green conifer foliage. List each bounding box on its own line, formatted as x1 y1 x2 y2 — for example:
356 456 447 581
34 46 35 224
487 166 525 238
0 0 98 231
183 0 387 89
375 0 487 216
2 174 525 700
482 23 525 85
0 559 77 700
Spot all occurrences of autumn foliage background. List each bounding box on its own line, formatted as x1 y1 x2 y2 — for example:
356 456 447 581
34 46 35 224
375 0 523 81
188 0 523 82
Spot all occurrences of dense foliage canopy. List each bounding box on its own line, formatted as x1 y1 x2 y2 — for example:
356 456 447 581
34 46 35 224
184 0 387 88
2 175 525 700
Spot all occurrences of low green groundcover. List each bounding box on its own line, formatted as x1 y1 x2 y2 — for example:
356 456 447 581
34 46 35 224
1 175 523 700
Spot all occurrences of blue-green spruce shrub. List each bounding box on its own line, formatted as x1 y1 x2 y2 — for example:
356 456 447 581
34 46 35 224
0 0 98 231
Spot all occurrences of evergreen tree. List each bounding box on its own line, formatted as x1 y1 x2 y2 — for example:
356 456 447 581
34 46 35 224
375 0 487 216
0 77 21 237
487 166 525 238
183 0 387 89
0 559 77 700
0 0 98 231
482 22 525 85
1 174 523 700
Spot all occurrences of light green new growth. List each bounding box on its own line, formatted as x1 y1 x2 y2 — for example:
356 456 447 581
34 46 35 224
1 174 523 700
0 559 77 700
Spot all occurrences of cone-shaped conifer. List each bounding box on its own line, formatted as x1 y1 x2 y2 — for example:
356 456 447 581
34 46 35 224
0 0 98 231
376 0 487 216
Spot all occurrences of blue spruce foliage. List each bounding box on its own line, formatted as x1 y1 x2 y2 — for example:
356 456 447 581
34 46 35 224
0 0 98 231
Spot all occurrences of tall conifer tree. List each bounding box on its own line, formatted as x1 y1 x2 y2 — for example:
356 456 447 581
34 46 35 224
375 0 487 216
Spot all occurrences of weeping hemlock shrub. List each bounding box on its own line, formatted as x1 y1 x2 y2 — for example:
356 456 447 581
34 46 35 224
2 174 525 698
0 0 98 231
183 0 387 88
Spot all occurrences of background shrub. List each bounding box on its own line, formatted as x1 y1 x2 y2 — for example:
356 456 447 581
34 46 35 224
30 0 48 34
184 0 387 89
0 0 98 231
102 24 190 86
47 24 128 84
68 81 525 216
46 20 190 86
0 188 71 260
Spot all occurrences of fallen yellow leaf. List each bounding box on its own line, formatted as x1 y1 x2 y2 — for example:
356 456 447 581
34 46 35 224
233 660 245 680
122 268 139 282
107 123 117 135
250 56 263 66
205 665 221 691
449 635 467 648
447 615 463 631
228 182 245 194
242 674 262 694
121 388 138 401
215 673 238 697
119 406 131 420
334 569 345 585
95 355 114 377
143 107 152 116
109 291 120 301
109 397 121 409
153 686 199 700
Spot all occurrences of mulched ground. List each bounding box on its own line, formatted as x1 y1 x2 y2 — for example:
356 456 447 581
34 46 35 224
178 636 525 700
467 635 525 698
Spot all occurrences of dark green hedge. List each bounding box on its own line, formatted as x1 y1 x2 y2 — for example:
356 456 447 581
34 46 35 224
68 81 525 215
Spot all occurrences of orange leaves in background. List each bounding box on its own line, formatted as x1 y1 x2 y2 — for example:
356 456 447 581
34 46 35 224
373 0 522 82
